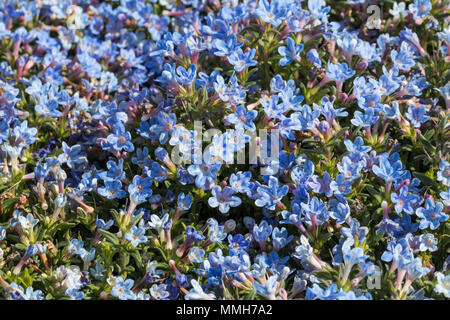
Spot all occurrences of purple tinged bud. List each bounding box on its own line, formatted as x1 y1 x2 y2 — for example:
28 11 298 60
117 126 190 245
16 56 27 69
381 200 390 219
356 59 368 71
318 120 330 134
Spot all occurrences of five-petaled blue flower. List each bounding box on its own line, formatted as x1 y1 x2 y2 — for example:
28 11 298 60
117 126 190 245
125 226 148 247
208 185 242 214
278 37 304 66
415 199 448 230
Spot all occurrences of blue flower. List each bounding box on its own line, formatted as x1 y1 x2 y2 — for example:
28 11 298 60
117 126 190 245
405 257 430 283
379 68 404 96
212 34 244 57
255 176 289 210
419 234 438 252
18 213 38 230
125 226 147 247
372 154 406 183
406 76 429 96
326 61 355 81
278 117 302 140
208 186 242 214
351 109 379 127
57 142 86 169
0 226 6 241
330 174 353 196
434 272 450 298
405 105 430 128
95 218 114 230
90 263 105 280
147 161 167 182
437 82 450 103
253 220 273 243
175 64 196 85
391 186 421 214
184 280 216 300
128 175 153 205
260 95 288 120
253 275 278 300
186 226 205 242
147 213 170 232
440 188 450 206
437 161 450 187
301 196 329 226
98 159 125 182
409 0 432 20
229 171 252 194
227 48 257 72
68 239 84 255
255 0 288 27
340 218 368 245
292 235 316 267
272 227 293 250
89 16 104 35
392 213 419 238
150 283 170 300
106 123 134 152
278 37 303 66
189 247 205 263
225 106 258 131
305 283 341 300
342 246 368 268
177 166 194 185
132 147 152 167
330 202 351 225
376 217 402 237
337 32 360 53
177 192 193 211
381 240 412 262
187 161 221 190
391 45 416 70
79 248 95 263
228 234 250 254
21 287 45 300
207 221 227 243
279 86 304 111
306 49 322 67
150 112 177 144
35 99 62 117
308 0 331 21
65 288 84 300
309 171 333 197
389 2 408 18
154 147 169 163
98 180 126 199
344 137 371 153
110 277 135 300
415 199 448 230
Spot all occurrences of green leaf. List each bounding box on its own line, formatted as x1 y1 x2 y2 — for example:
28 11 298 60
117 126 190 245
15 243 28 251
365 186 383 204
98 229 120 245
2 197 18 210
21 268 33 288
129 250 144 269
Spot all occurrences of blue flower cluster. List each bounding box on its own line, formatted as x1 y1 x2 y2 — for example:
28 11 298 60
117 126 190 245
0 0 449 301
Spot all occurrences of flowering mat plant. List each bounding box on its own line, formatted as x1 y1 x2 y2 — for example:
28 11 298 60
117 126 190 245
0 0 449 301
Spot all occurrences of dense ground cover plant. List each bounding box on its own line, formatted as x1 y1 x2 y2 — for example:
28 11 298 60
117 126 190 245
0 0 449 300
